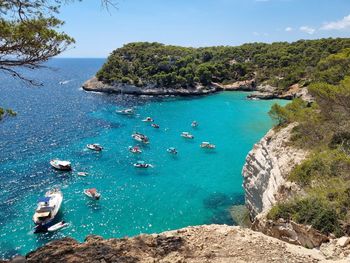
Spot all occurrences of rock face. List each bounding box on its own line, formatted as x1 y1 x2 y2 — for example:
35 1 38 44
11 225 339 263
252 216 329 248
242 123 307 219
241 123 337 248
247 84 314 101
82 77 220 96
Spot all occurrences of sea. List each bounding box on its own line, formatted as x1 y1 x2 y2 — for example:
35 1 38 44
0 58 287 258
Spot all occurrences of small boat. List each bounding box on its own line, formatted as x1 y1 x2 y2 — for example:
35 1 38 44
77 172 88 177
48 221 69 232
84 188 101 200
200 142 216 149
191 121 198 128
181 132 194 139
133 161 153 168
132 132 149 144
142 117 154 122
33 189 63 226
129 146 142 154
87 143 103 151
50 159 72 171
167 147 178 155
151 123 160 129
116 108 134 115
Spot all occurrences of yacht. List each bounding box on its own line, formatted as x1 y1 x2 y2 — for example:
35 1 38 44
87 143 103 151
33 189 63 226
50 159 72 171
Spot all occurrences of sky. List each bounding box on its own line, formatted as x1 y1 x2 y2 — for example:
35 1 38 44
59 0 350 58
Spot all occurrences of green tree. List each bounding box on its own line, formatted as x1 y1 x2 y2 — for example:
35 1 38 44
0 0 115 84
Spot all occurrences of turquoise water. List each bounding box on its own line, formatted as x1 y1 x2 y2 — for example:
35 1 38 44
0 59 287 258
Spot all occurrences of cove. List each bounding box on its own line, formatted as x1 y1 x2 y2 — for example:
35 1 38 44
0 59 288 258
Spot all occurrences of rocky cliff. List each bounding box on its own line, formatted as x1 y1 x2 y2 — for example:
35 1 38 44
242 123 307 219
6 225 350 263
241 123 333 248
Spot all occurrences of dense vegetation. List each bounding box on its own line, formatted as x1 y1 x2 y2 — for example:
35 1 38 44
267 47 350 237
97 38 350 90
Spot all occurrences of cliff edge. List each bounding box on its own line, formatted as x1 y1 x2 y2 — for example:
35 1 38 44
6 225 347 263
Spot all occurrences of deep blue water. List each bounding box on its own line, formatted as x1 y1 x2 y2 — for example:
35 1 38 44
0 59 287 258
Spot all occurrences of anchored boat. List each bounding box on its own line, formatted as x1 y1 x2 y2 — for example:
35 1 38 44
142 117 154 122
87 143 103 151
191 121 198 128
167 147 178 155
132 132 149 144
33 189 63 227
50 159 72 171
151 123 160 129
84 188 101 200
116 108 134 115
129 146 142 154
181 132 194 139
134 161 153 168
200 142 216 149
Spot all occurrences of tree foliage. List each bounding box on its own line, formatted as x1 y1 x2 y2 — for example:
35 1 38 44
97 38 350 89
0 0 115 84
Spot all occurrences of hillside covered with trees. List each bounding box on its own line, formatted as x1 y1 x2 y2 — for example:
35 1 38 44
97 38 350 91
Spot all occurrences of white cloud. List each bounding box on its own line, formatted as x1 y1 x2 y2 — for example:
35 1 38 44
285 27 293 32
321 14 350 30
299 26 315 35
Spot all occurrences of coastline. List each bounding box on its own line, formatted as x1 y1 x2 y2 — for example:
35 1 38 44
82 77 312 101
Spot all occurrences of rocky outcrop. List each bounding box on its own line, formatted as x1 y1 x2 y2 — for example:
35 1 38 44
252 215 329 248
247 84 314 102
8 225 344 263
242 123 308 219
217 79 256 91
82 77 220 96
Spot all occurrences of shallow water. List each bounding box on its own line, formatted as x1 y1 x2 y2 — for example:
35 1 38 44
0 59 287 258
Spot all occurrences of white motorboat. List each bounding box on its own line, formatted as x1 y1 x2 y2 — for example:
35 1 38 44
142 117 154 122
151 123 160 129
134 161 153 168
77 172 88 177
132 132 149 144
116 108 134 115
181 132 194 139
200 142 216 149
48 221 69 232
50 159 72 171
129 146 142 154
84 188 101 200
33 189 63 226
87 143 103 151
191 121 198 128
167 147 178 155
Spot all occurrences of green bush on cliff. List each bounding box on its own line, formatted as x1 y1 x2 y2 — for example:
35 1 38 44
97 38 350 90
268 197 342 236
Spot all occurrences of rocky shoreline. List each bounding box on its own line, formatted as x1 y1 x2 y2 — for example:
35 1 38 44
82 77 312 101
